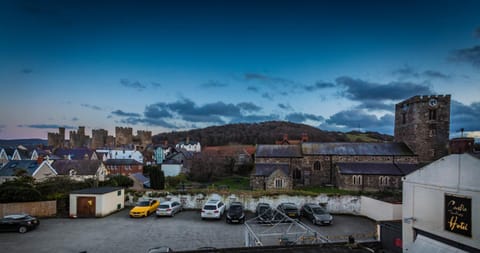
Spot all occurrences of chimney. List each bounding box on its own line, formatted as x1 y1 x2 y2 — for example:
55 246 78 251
301 133 309 142
37 156 43 164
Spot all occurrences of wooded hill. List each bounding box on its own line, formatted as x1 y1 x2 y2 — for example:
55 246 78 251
152 121 393 146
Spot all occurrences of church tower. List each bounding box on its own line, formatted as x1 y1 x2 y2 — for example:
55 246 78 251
394 95 451 163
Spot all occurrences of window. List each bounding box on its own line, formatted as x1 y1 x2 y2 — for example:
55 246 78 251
313 161 321 171
274 178 283 188
379 176 390 186
117 190 121 196
429 109 437 120
402 113 406 124
352 175 362 185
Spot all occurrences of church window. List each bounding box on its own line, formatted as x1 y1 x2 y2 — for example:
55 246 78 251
379 176 389 186
293 168 301 180
352 175 362 185
274 178 283 188
313 161 321 171
428 109 437 120
402 113 406 124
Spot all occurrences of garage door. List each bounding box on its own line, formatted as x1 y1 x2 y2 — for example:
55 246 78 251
77 197 96 217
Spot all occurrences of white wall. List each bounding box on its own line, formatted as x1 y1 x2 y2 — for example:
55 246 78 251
162 164 182 177
70 189 125 217
360 196 402 221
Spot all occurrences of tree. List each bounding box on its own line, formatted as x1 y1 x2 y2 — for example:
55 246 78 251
149 166 165 190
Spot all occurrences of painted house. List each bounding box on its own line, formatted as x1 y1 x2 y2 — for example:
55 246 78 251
97 149 143 163
402 154 480 252
69 187 124 217
105 159 143 176
0 160 57 183
175 139 201 153
52 160 108 182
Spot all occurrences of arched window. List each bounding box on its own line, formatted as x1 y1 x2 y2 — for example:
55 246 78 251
379 176 390 186
274 178 283 188
352 175 362 185
313 161 321 171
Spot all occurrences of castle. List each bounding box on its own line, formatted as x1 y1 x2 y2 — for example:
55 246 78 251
48 126 152 149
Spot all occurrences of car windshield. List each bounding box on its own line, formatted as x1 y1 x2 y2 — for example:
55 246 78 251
203 205 216 210
312 207 327 214
230 205 242 211
137 201 150 206
159 205 170 209
259 206 270 212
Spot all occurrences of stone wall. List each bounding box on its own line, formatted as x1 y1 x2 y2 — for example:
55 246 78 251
0 200 57 217
115 127 133 147
336 172 402 192
92 129 108 148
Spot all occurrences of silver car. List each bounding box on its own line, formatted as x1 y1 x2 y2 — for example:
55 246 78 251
156 201 182 217
301 203 333 225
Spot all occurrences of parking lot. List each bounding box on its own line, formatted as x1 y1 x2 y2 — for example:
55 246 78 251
0 209 377 253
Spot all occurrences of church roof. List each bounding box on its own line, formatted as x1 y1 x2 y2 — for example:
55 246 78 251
253 163 290 176
337 162 419 176
302 142 415 156
255 145 303 158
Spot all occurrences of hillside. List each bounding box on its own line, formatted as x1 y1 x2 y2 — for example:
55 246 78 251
152 121 393 146
0 139 48 148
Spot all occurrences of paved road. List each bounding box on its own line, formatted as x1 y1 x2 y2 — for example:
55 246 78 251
0 209 376 253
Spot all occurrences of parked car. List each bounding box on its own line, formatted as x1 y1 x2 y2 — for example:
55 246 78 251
277 203 299 220
226 202 245 224
129 199 159 218
301 203 333 225
0 214 39 233
201 199 225 220
255 203 275 223
156 201 182 217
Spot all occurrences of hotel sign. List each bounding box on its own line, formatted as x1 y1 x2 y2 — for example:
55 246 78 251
445 194 472 237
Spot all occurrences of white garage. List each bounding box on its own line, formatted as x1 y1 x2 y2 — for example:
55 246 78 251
70 187 124 218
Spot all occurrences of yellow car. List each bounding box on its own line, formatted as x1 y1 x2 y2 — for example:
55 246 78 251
129 199 159 218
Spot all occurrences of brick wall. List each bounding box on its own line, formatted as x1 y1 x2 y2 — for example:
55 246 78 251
0 200 57 217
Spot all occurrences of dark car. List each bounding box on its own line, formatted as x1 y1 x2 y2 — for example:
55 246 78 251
301 203 333 225
255 203 275 223
277 203 299 220
0 214 39 233
226 202 245 224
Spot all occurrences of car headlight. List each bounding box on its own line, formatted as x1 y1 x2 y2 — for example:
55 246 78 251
227 214 231 218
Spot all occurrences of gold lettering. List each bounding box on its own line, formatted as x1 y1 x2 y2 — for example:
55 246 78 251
448 216 469 231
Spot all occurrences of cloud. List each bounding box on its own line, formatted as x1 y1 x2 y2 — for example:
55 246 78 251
335 76 433 101
151 82 162 88
356 100 394 111
81 104 102 110
303 81 335 91
120 78 147 90
247 86 259 92
21 68 33 74
18 124 76 129
323 110 394 133
261 93 273 100
285 113 324 123
71 117 79 122
111 110 141 118
119 117 177 129
237 102 262 112
230 114 280 123
144 103 173 118
449 45 480 68
392 65 450 79
450 100 480 133
278 103 293 110
202 80 228 88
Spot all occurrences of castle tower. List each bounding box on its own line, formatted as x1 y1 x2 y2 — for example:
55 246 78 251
394 95 451 163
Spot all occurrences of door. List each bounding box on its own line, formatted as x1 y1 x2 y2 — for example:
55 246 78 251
77 197 96 217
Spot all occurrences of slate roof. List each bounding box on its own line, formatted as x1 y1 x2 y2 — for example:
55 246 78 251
253 163 290 176
337 162 419 176
255 145 303 158
105 159 143 165
52 160 103 175
302 142 415 156
54 148 95 160
70 186 123 195
0 160 40 176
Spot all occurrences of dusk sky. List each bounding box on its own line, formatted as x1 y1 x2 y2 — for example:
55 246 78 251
1 0 479 140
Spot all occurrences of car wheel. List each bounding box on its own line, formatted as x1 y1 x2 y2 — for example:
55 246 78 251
18 226 28 233
171 212 175 217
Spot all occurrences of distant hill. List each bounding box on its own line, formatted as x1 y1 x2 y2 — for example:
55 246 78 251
0 139 48 148
153 121 393 146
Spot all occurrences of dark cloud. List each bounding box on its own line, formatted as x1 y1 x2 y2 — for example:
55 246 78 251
278 103 292 110
392 65 420 78
356 100 394 111
335 76 433 101
71 117 79 122
303 81 335 91
119 117 177 129
230 114 280 123
261 93 273 100
449 45 480 68
324 110 394 131
144 103 173 118
120 78 147 90
202 80 228 88
237 102 262 112
21 68 33 74
286 113 324 123
81 104 102 110
450 100 480 133
18 124 76 129
247 86 259 92
422 70 450 79
111 110 141 118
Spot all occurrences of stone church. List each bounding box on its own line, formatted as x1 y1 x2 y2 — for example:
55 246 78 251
251 95 451 191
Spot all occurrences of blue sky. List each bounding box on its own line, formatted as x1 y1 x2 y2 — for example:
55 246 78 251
1 0 479 140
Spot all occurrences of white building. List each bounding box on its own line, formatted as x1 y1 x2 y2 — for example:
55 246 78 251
402 153 479 252
175 140 201 153
69 187 124 218
96 149 143 163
